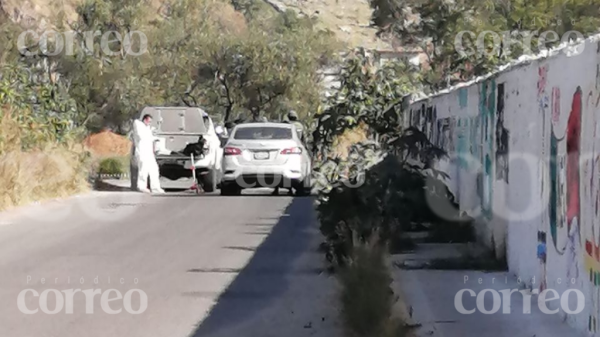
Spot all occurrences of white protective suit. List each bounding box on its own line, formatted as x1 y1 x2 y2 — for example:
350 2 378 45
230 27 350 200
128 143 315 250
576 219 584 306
132 119 164 193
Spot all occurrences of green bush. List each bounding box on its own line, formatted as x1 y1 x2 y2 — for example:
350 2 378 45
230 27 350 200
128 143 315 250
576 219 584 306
312 53 452 265
98 157 126 176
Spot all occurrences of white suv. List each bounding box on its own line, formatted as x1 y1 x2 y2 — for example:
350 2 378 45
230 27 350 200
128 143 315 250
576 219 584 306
130 107 223 192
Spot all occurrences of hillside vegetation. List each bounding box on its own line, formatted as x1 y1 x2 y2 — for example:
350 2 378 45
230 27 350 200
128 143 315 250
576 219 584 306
0 0 340 210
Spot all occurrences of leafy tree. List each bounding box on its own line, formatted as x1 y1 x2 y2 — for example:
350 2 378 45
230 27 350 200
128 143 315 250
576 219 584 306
369 0 600 89
311 48 423 158
51 0 160 132
168 4 338 122
62 0 338 129
312 52 465 265
8 0 336 134
0 15 81 148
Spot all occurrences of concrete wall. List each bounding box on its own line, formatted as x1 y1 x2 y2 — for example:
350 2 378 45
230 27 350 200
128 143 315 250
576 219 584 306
407 35 600 334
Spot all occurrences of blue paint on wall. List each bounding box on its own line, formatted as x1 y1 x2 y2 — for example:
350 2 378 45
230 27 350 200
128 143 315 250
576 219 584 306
459 88 468 108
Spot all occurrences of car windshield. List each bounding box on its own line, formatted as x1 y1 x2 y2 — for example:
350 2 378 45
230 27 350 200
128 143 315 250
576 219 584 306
233 127 292 140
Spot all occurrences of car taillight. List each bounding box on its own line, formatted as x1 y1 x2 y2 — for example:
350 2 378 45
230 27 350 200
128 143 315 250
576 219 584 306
224 147 242 155
280 147 302 154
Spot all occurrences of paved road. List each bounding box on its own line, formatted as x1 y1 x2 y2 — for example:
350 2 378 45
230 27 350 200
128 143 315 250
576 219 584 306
0 188 340 337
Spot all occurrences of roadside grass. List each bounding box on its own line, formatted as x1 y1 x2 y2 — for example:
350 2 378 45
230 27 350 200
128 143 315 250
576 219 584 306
0 145 91 211
338 242 411 337
0 112 90 211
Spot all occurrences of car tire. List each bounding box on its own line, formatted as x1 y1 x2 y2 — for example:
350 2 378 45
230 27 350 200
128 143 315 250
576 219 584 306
295 176 312 196
220 183 241 196
201 169 218 193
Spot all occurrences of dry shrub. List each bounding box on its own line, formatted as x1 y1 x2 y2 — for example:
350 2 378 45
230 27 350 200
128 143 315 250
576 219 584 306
332 123 368 159
206 0 247 35
0 111 90 211
84 130 132 157
0 0 83 29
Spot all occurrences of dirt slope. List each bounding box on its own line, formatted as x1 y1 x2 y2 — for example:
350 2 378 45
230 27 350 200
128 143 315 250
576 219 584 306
270 0 391 50
1 0 390 49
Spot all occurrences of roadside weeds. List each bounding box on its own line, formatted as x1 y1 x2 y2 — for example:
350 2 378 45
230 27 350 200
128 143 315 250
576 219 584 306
337 242 415 337
0 111 91 212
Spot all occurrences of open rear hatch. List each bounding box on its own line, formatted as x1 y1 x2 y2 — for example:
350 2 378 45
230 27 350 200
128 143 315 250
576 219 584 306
141 106 208 160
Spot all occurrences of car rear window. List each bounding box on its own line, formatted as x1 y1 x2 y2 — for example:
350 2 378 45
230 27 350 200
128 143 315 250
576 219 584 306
233 127 292 140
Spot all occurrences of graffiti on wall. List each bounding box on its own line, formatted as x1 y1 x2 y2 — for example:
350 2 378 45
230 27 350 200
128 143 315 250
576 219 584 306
539 67 551 198
471 116 480 163
478 80 496 220
404 39 600 336
410 104 438 142
456 117 472 170
587 88 600 334
495 83 509 183
409 80 506 222
436 117 456 152
566 88 582 282
410 108 420 129
588 42 600 334
549 91 567 253
552 88 561 125
538 65 548 96
537 231 548 291
548 87 582 282
418 105 428 133
459 88 468 109
596 41 600 90
566 87 582 238
425 106 437 141
546 85 584 295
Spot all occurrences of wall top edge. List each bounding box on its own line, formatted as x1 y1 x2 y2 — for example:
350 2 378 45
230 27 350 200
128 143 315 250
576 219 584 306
408 33 600 106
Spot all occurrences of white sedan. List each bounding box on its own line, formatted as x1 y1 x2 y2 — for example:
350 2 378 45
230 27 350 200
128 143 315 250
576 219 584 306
220 122 312 196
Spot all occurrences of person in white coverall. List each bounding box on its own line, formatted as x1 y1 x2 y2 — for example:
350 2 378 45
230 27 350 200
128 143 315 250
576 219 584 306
132 114 164 194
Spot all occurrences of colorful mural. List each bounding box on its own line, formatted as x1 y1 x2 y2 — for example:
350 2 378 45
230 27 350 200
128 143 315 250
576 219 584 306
549 118 564 252
566 87 582 242
548 87 582 279
405 36 600 336
565 87 581 285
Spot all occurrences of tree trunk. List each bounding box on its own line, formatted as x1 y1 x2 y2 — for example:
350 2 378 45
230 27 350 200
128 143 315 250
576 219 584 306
224 105 233 122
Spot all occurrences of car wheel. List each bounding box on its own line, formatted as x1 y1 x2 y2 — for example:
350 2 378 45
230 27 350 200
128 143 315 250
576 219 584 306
220 183 241 196
201 169 218 193
295 176 312 196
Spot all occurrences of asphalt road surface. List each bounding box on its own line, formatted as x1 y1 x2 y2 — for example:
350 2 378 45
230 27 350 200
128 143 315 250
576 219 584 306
0 186 340 337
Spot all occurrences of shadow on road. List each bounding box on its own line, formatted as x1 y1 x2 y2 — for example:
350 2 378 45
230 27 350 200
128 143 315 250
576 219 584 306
188 197 316 337
157 192 313 198
93 180 314 198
